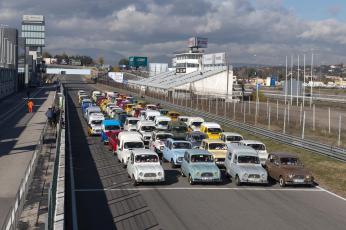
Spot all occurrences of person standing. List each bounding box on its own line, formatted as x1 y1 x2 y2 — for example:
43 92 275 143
27 100 34 113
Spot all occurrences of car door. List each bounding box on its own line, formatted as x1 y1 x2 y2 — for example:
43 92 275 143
163 140 170 161
181 152 189 175
127 153 134 176
225 151 233 174
229 154 237 177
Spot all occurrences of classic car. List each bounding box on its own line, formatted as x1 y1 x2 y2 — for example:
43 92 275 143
113 112 128 127
123 117 140 131
177 116 190 125
136 120 156 146
200 122 223 139
117 132 145 166
167 121 188 140
239 140 268 165
78 94 89 104
199 139 228 166
186 131 207 148
162 138 192 168
84 106 101 121
187 117 204 132
91 90 102 102
100 120 121 144
87 113 105 136
219 132 244 144
225 145 268 186
127 149 165 185
149 131 174 157
144 110 161 121
145 104 158 110
154 116 171 130
181 149 221 185
124 103 135 115
109 107 124 119
265 152 314 187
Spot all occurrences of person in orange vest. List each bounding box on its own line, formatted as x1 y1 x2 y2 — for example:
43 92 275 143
27 100 34 113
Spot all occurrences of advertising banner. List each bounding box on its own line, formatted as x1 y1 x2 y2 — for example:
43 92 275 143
214 52 226 64
108 72 124 83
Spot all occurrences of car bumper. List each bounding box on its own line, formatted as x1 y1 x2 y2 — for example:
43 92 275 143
137 177 165 183
285 179 314 185
241 178 268 184
193 177 221 183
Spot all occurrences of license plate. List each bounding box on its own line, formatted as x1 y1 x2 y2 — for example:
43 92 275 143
202 177 212 181
293 179 305 183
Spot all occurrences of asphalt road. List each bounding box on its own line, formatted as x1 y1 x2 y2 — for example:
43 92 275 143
63 75 346 230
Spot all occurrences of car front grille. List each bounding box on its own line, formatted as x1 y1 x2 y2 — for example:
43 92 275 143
144 173 156 177
201 172 213 177
248 174 260 179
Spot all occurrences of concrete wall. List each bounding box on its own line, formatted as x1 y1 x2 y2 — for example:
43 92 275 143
46 68 91 75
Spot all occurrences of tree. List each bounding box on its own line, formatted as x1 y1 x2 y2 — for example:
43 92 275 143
97 56 105 66
118 58 129 67
42 51 52 58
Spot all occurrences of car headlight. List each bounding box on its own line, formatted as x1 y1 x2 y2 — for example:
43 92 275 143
306 175 310 179
139 172 143 176
158 172 162 176
243 173 248 178
160 146 164 150
288 174 294 179
261 174 266 179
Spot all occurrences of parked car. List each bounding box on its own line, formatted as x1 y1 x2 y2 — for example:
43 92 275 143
265 152 314 187
186 131 207 148
219 132 244 144
200 122 223 139
127 149 165 185
110 107 124 119
167 121 188 140
136 120 156 146
117 132 145 166
124 117 140 131
87 113 105 136
84 106 101 120
239 140 268 165
100 120 121 144
181 149 221 185
154 116 171 130
149 131 173 157
92 90 102 102
145 104 158 110
162 138 192 168
199 139 227 166
187 117 204 132
225 145 268 186
79 94 89 104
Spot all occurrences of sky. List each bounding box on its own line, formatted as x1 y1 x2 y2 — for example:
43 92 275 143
1 0 346 65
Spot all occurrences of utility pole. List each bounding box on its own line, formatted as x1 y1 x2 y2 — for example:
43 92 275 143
310 52 314 107
303 54 306 108
297 55 299 106
290 55 293 106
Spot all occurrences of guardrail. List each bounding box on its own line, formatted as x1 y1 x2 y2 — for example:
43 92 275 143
1 105 52 230
98 79 346 163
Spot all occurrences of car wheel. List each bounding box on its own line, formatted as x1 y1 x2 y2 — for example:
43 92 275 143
235 175 241 186
170 159 176 168
279 176 286 187
181 169 185 177
188 175 194 185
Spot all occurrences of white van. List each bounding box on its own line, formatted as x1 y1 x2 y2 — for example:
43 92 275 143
117 132 145 166
136 120 156 146
145 110 161 121
239 140 268 165
87 113 105 135
154 116 171 130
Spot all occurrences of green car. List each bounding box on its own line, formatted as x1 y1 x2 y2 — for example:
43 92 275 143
181 149 221 185
167 121 188 140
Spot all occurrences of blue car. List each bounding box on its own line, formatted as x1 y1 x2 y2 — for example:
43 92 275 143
181 149 221 185
82 101 93 114
162 138 192 168
100 120 121 144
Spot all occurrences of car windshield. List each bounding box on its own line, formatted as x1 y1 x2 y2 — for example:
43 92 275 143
141 126 155 132
208 128 222 133
280 157 301 166
148 116 155 121
173 142 191 149
127 120 138 125
156 134 173 140
135 154 158 163
208 143 227 150
91 120 102 125
226 136 243 142
191 134 206 141
191 154 213 163
238 156 260 164
179 118 188 122
172 126 187 132
160 110 168 115
191 121 203 127
158 121 169 126
124 142 144 149
248 144 266 151
105 125 120 131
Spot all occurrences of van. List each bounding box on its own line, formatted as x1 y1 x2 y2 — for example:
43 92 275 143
136 120 156 146
85 106 101 121
117 132 144 166
154 116 171 130
219 132 244 144
200 122 222 140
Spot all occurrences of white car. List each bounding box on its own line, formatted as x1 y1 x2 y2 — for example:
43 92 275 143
219 132 244 144
149 131 174 157
124 117 140 131
154 116 171 130
127 149 165 185
145 110 161 121
137 120 156 146
239 140 268 165
177 116 190 125
117 132 145 166
187 117 204 132
88 113 105 135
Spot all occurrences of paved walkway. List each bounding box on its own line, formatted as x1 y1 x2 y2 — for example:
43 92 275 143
0 89 55 228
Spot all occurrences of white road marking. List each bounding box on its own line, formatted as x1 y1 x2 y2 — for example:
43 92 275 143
75 187 323 192
316 186 346 202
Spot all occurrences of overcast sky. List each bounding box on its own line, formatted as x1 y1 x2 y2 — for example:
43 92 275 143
1 0 346 65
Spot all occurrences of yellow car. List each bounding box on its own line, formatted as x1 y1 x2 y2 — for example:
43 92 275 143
200 139 227 166
124 103 135 115
167 111 180 121
100 99 110 112
200 122 222 140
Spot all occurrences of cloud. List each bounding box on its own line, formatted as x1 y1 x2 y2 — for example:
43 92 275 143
1 0 346 64
328 5 342 16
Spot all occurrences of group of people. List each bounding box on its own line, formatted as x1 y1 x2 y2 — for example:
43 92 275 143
46 107 60 127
